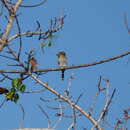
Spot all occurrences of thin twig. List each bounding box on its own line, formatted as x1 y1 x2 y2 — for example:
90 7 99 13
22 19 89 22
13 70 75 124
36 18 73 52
46 105 69 110
24 88 46 94
15 15 22 59
92 88 116 130
53 101 63 129
65 71 75 97
38 104 51 128
1 73 13 80
19 104 25 128
75 94 83 105
0 76 6 82
0 54 16 60
7 0 48 8
68 107 77 130
0 98 6 108
124 13 130 34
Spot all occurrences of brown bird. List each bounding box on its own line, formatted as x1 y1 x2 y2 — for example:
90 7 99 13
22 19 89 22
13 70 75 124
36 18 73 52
0 87 9 94
56 51 67 80
29 57 38 70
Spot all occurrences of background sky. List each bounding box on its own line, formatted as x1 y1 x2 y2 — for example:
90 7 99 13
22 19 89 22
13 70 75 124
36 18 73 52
0 0 130 130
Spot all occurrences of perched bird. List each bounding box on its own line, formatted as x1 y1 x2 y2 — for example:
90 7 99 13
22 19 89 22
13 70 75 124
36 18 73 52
29 57 38 70
0 87 9 94
56 51 67 80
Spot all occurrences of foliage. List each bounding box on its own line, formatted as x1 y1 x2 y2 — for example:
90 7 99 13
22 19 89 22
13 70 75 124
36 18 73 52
5 78 26 103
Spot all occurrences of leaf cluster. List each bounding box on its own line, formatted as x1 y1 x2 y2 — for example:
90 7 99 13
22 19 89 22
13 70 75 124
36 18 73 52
5 78 26 103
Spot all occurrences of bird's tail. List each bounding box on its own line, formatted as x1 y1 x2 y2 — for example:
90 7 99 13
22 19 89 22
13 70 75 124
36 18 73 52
61 70 65 80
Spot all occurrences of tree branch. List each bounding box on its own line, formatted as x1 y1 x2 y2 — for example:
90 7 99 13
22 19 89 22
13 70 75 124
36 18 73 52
30 73 102 130
0 50 129 73
0 0 23 51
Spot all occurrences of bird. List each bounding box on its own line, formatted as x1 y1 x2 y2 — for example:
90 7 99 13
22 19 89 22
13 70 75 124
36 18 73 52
56 51 67 80
29 57 38 70
0 87 9 95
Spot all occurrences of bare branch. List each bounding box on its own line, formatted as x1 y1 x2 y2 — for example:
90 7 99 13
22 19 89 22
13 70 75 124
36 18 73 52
0 50 129 74
0 54 16 60
1 73 13 80
0 0 23 51
8 16 65 42
15 15 22 59
0 98 6 108
92 87 116 130
124 13 130 34
52 101 63 129
19 104 25 128
7 0 48 8
68 107 77 130
38 105 51 128
30 73 102 130
24 88 46 94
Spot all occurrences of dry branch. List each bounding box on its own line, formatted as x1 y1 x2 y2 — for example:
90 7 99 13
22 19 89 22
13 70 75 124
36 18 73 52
30 73 102 130
0 0 23 51
0 50 129 74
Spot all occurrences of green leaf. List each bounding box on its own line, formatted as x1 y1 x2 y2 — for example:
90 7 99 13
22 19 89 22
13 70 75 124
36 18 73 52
19 84 26 93
10 88 16 92
5 89 19 103
47 41 53 47
13 93 19 103
5 88 16 101
41 41 54 48
12 78 22 89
